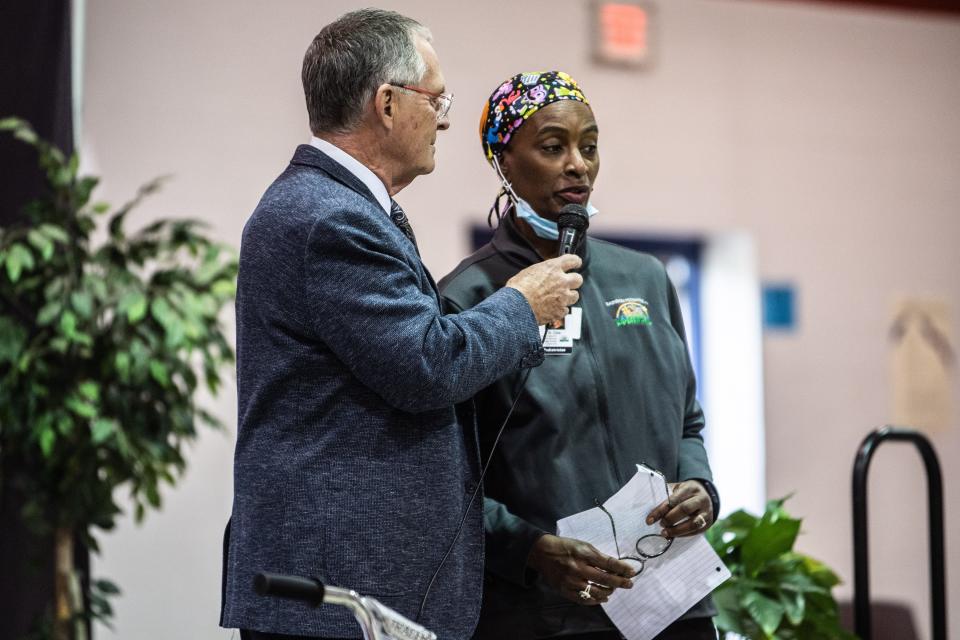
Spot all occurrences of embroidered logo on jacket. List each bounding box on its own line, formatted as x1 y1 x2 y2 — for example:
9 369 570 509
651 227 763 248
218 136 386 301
605 297 652 327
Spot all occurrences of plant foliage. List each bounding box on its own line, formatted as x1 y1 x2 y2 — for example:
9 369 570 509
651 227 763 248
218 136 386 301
707 497 856 639
0 117 237 555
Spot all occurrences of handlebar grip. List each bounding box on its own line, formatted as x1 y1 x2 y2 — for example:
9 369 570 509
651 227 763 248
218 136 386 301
253 572 325 607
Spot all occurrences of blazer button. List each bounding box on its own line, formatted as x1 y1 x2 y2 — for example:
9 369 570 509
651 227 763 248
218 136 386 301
464 481 476 495
520 350 545 368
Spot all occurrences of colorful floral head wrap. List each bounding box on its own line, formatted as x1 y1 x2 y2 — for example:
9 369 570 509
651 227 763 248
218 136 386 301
479 70 590 164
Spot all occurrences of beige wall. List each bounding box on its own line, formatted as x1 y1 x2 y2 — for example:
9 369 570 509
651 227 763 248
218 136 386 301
81 0 960 637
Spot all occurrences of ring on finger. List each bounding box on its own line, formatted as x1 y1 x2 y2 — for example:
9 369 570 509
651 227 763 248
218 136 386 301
578 582 593 600
694 514 707 529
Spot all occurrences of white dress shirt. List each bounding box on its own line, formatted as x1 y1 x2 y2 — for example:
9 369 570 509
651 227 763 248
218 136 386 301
309 136 391 215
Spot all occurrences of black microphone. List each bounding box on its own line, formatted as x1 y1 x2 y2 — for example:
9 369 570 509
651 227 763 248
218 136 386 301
557 203 589 255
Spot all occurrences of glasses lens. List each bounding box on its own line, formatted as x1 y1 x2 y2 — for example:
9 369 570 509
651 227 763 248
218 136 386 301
437 95 452 120
622 557 644 577
636 534 672 558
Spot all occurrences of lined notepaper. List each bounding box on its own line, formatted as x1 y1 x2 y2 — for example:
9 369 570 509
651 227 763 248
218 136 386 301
557 466 730 640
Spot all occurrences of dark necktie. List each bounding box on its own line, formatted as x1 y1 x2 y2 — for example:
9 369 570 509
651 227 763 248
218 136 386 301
389 199 419 253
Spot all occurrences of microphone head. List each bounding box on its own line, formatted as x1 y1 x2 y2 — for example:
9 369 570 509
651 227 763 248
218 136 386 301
557 203 590 232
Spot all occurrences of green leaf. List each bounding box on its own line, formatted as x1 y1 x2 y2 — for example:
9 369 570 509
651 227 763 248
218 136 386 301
59 310 78 338
803 556 840 586
67 398 98 419
712 585 748 635
13 125 39 145
37 300 63 326
163 317 186 347
27 229 55 261
75 176 99 207
120 291 148 323
115 351 131 380
780 571 828 594
91 418 117 444
51 166 73 188
38 223 70 244
149 360 170 386
56 415 75 436
5 243 34 282
0 116 29 131
145 483 161 508
211 278 236 298
781 589 805 626
94 579 121 596
707 508 758 554
150 297 177 327
71 290 94 318
44 277 64 299
115 428 132 460
743 590 785 637
38 425 56 457
742 514 801 576
79 381 100 401
84 273 109 302
0 315 27 363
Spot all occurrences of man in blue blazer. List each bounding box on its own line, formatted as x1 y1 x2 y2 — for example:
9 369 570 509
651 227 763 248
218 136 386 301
219 9 583 640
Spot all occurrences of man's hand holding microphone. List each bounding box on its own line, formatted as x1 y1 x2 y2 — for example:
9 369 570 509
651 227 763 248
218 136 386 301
506 254 582 326
505 203 590 326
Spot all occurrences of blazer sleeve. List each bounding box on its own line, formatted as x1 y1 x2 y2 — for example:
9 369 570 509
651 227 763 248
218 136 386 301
303 205 544 414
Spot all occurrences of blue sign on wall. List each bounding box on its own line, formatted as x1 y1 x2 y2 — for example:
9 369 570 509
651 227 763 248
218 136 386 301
762 284 796 331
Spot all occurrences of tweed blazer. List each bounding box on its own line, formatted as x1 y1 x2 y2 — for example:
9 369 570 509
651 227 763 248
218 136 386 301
220 145 544 638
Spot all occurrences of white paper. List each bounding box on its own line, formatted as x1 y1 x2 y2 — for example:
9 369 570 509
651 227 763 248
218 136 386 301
556 467 730 640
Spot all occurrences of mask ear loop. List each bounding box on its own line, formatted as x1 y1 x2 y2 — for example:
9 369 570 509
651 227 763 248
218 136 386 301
488 155 519 228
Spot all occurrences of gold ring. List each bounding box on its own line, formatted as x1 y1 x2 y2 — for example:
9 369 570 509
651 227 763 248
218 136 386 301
578 583 592 600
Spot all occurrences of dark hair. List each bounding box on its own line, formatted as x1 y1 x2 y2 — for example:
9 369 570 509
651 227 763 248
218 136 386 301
302 8 430 134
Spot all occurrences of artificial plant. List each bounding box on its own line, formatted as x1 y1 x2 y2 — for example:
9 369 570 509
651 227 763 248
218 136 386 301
0 118 237 639
707 496 857 639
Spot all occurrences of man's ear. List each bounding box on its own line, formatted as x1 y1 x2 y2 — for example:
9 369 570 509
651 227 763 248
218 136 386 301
373 84 395 130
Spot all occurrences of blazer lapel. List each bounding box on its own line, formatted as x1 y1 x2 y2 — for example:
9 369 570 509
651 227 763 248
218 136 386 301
289 144 443 310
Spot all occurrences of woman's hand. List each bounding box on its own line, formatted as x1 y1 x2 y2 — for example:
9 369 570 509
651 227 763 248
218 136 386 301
527 534 635 605
645 480 714 538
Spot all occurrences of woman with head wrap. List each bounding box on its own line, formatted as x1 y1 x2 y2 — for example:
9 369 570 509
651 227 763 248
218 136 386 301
439 72 721 639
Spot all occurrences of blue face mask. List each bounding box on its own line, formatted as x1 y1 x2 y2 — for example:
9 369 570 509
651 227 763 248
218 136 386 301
513 197 599 240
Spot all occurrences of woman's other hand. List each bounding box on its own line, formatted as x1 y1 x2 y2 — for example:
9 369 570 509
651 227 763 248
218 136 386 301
527 534 635 605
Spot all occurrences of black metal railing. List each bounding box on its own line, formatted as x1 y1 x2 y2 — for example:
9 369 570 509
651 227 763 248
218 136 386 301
852 426 946 640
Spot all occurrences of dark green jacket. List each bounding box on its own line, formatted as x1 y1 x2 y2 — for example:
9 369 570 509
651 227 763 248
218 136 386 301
439 215 716 638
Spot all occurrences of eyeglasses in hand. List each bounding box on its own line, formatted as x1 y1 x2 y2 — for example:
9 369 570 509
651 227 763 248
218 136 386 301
596 468 673 577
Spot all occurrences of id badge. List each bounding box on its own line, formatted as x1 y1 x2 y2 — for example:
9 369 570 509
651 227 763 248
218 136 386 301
539 307 583 355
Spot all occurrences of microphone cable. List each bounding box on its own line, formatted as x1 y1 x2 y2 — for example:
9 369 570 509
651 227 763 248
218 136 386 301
415 329 547 622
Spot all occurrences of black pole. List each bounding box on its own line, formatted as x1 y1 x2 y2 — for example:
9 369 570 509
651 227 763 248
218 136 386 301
0 3 80 638
852 426 946 640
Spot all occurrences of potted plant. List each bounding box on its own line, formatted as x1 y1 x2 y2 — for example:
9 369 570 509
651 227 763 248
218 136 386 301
0 118 237 639
706 496 856 639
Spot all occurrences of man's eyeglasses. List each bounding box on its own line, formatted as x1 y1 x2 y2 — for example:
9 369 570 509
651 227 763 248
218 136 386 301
389 83 453 121
596 468 674 577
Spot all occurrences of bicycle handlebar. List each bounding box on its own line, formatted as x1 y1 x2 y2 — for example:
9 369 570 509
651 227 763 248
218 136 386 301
253 572 437 640
254 572 325 606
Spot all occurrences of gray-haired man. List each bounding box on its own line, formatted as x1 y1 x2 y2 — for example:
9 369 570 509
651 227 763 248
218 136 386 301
219 9 582 640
